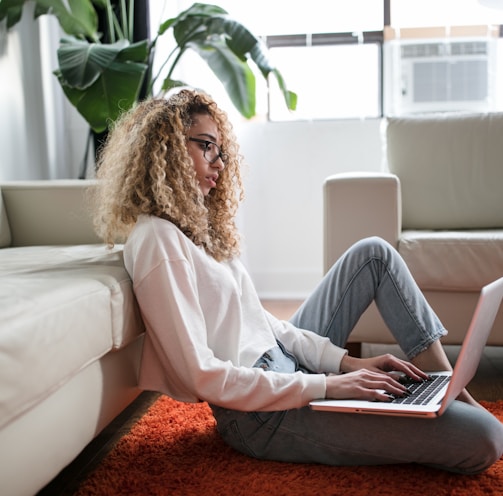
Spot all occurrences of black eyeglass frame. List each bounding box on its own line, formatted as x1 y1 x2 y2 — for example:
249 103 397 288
188 137 228 164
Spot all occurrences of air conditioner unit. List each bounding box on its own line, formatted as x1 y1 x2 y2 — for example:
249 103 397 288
384 38 497 115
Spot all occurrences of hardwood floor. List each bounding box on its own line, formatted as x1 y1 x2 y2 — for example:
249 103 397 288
38 299 503 495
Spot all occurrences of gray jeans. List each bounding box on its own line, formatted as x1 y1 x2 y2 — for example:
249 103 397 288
211 237 503 474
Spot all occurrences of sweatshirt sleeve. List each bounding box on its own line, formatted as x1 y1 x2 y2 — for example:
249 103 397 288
133 257 328 411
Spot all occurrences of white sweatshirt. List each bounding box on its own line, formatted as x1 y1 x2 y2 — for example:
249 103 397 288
123 215 347 411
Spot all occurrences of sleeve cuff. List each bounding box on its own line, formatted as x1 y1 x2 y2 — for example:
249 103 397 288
319 344 348 374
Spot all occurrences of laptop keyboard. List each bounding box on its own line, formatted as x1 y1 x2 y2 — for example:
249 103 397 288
391 375 451 405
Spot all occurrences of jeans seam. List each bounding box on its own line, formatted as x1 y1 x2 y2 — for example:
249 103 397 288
381 258 446 358
321 255 381 339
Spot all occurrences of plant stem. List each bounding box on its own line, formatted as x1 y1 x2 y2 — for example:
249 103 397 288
120 0 128 40
105 0 115 43
112 13 125 39
153 47 186 96
128 0 135 43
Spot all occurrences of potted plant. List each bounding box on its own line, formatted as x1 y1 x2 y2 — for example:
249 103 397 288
0 0 297 135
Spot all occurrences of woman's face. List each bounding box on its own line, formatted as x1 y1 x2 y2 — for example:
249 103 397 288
187 113 225 196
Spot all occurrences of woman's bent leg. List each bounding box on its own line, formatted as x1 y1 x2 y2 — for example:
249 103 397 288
212 400 503 474
290 236 446 358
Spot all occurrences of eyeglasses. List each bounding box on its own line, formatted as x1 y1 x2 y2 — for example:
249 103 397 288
188 137 228 164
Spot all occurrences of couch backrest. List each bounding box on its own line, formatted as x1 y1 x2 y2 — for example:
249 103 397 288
0 187 12 247
386 113 503 230
0 180 102 247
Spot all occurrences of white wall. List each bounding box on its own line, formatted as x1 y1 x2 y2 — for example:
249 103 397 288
0 9 51 180
0 7 81 180
233 118 383 299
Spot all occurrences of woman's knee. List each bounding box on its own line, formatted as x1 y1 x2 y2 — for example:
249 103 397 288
338 237 398 274
350 236 395 259
468 413 503 473
448 403 503 474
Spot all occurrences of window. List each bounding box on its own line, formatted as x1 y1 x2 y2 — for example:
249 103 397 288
268 41 381 120
151 0 503 120
249 0 385 120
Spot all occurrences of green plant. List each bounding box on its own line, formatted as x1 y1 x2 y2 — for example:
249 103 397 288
0 0 297 132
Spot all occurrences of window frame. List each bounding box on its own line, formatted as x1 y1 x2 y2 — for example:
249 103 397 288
261 0 502 120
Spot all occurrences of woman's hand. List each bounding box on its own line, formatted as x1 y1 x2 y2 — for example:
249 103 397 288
341 353 429 381
324 353 430 402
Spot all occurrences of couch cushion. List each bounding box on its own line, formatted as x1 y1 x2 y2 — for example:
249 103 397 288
0 245 144 430
0 188 12 247
399 230 503 291
386 113 503 230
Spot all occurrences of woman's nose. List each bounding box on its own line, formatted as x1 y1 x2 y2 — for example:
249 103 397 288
213 157 225 171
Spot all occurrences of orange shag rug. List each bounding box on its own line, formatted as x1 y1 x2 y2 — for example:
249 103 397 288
76 397 503 496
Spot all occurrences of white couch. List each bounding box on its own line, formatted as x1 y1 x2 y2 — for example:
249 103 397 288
0 180 145 496
324 112 503 347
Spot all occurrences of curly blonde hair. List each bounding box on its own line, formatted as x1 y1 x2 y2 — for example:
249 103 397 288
91 89 244 261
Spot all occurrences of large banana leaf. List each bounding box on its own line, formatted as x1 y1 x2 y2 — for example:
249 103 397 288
55 38 149 132
4 1 296 133
158 3 297 116
0 0 25 28
0 0 98 39
35 0 98 39
189 38 256 118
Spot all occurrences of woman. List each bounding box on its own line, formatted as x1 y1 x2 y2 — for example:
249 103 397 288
93 89 503 474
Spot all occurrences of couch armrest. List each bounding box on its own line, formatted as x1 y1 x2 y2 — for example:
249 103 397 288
323 172 401 273
0 180 101 246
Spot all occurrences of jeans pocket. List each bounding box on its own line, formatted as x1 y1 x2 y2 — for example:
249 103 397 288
218 418 257 458
251 410 286 425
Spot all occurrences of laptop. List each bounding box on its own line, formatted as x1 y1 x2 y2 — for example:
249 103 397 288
309 276 503 418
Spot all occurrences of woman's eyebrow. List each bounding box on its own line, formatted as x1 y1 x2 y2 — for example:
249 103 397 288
195 132 218 143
